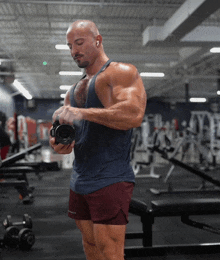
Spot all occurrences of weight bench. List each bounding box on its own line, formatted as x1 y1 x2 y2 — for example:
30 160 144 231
0 179 33 204
7 161 60 172
0 143 42 168
125 198 220 257
0 160 39 205
0 165 41 185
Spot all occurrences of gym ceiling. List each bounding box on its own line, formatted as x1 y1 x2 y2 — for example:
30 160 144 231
1 0 220 103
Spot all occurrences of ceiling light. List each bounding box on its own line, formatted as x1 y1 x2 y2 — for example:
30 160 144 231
0 59 13 62
59 71 83 76
210 47 220 53
60 85 72 90
60 93 66 98
189 97 206 103
55 44 69 50
140 72 165 77
13 80 32 100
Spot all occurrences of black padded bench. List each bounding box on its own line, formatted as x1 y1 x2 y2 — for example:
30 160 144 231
0 166 38 174
0 166 37 187
151 198 220 216
125 198 220 258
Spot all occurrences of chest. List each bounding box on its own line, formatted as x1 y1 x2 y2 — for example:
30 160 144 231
74 77 92 107
73 71 111 108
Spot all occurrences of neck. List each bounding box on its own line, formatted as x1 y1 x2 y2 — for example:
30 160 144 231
85 54 109 77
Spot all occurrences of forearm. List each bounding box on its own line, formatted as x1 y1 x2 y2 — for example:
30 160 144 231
81 103 144 130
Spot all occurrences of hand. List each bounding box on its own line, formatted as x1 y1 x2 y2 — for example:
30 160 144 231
49 133 75 154
52 105 83 125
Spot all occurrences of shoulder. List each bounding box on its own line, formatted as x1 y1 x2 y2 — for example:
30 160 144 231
108 62 138 77
64 84 76 105
100 61 139 86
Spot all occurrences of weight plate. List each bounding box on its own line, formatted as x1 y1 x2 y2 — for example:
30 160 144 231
4 226 20 248
2 215 12 229
23 214 33 229
18 228 35 250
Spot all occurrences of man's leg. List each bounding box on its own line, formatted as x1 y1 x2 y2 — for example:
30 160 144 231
75 220 126 260
75 219 104 260
71 182 134 260
94 223 126 260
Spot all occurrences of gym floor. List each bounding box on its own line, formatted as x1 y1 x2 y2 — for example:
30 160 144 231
1 148 220 260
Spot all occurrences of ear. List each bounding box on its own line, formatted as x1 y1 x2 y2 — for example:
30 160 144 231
96 35 102 47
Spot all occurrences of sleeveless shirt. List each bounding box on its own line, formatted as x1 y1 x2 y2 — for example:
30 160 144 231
69 60 135 195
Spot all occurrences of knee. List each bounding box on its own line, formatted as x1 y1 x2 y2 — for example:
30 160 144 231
96 238 114 255
96 237 125 259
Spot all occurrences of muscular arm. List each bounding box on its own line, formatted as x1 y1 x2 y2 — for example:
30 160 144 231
54 63 147 130
84 64 146 130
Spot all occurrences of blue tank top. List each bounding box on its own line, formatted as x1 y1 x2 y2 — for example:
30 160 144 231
69 60 135 194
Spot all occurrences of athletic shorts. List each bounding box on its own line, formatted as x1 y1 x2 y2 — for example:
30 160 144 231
68 182 134 225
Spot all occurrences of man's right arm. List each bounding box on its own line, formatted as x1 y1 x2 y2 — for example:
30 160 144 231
49 89 75 154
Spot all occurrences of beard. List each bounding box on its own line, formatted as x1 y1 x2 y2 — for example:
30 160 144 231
74 58 89 68
78 61 89 68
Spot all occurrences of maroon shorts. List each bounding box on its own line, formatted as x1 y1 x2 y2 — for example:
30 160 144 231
68 182 134 225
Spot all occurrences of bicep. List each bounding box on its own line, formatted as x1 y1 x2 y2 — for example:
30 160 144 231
111 68 146 110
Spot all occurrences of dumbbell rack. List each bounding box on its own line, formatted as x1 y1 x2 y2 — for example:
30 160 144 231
1 214 35 250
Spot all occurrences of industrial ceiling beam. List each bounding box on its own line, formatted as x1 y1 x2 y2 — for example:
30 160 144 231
181 26 220 42
0 0 180 8
143 0 220 45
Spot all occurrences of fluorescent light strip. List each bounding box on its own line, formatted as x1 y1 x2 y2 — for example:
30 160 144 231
210 47 220 53
13 80 32 100
60 93 66 98
59 71 83 76
60 85 71 90
140 72 165 77
55 44 69 50
189 97 206 103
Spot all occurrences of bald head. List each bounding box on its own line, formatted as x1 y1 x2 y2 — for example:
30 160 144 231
66 20 107 69
67 20 100 38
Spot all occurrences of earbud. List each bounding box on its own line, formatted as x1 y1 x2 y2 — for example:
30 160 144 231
96 41 99 46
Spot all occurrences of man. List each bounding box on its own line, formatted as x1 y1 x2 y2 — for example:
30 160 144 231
50 20 147 260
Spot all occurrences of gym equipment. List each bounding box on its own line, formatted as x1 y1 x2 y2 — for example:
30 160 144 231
130 127 160 178
125 198 220 257
3 214 32 229
189 111 220 159
150 145 220 194
3 226 35 250
3 226 20 248
0 143 42 168
6 161 60 172
147 129 220 194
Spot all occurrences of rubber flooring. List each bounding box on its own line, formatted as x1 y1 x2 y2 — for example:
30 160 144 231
1 157 220 259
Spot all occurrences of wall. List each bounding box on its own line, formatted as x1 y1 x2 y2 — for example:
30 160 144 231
146 99 214 130
14 95 62 122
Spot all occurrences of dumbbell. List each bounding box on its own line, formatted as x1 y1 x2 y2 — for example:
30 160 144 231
3 226 35 250
3 214 33 229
